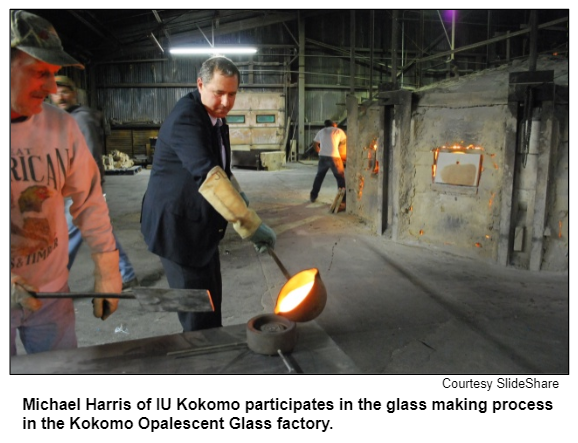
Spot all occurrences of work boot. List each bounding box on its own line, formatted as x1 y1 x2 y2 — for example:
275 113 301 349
122 277 139 291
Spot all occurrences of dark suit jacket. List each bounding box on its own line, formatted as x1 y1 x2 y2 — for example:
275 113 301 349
140 90 232 267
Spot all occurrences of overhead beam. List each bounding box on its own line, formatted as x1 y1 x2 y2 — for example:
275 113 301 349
152 9 171 41
69 10 123 50
416 16 568 64
168 12 299 46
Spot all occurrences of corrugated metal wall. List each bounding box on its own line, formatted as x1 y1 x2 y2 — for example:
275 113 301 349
98 87 191 125
91 11 505 157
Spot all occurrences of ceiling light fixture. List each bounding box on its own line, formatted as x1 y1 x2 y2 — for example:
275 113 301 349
169 46 258 55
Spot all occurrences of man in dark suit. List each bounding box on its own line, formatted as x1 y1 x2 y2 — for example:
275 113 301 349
141 56 276 332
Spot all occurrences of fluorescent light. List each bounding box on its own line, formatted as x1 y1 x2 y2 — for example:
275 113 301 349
170 46 257 55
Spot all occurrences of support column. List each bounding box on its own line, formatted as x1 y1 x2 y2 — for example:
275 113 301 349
350 11 355 94
376 105 389 235
369 10 374 100
497 104 518 266
391 11 398 89
298 13 306 157
500 70 555 268
529 102 555 270
377 90 412 240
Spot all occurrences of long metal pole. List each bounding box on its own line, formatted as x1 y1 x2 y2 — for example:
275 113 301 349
267 248 292 280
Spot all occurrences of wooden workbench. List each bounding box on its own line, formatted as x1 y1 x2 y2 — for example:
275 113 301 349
11 321 359 374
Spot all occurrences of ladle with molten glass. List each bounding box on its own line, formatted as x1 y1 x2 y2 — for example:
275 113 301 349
245 249 327 356
268 248 327 322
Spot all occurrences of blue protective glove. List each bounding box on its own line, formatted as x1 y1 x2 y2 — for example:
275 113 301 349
250 222 276 253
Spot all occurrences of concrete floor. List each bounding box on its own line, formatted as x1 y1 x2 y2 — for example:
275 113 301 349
56 161 567 374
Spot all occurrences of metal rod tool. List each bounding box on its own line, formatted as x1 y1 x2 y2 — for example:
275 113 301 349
30 287 213 313
267 248 292 280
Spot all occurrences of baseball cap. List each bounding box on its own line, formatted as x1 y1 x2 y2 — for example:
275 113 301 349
10 10 84 69
55 75 76 90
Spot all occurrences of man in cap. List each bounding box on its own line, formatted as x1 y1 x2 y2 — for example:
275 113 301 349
10 10 122 355
50 75 139 290
141 56 276 332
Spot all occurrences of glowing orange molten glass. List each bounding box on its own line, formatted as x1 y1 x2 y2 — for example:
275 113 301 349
277 281 314 313
274 268 327 322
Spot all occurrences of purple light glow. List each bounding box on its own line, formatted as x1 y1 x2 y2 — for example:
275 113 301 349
443 10 456 22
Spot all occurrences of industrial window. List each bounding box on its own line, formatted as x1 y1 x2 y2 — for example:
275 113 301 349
256 114 275 124
432 145 484 187
227 115 245 124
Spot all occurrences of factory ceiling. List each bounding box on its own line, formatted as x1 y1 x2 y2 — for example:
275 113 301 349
25 9 568 72
26 10 315 63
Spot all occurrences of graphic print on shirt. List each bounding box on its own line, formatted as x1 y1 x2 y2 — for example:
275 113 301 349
10 147 70 269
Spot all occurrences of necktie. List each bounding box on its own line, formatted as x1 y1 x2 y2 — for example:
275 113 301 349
215 119 226 169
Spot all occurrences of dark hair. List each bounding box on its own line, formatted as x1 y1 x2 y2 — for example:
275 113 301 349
198 56 240 85
324 119 334 127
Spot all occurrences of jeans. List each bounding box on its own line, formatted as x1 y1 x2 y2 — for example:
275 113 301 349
11 282 77 355
310 155 346 201
65 197 136 282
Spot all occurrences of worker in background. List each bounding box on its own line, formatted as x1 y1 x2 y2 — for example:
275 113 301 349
141 56 276 332
309 120 347 208
50 75 139 291
10 10 122 355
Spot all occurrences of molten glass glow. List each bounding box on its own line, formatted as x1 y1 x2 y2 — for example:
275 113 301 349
277 281 314 313
274 268 327 322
